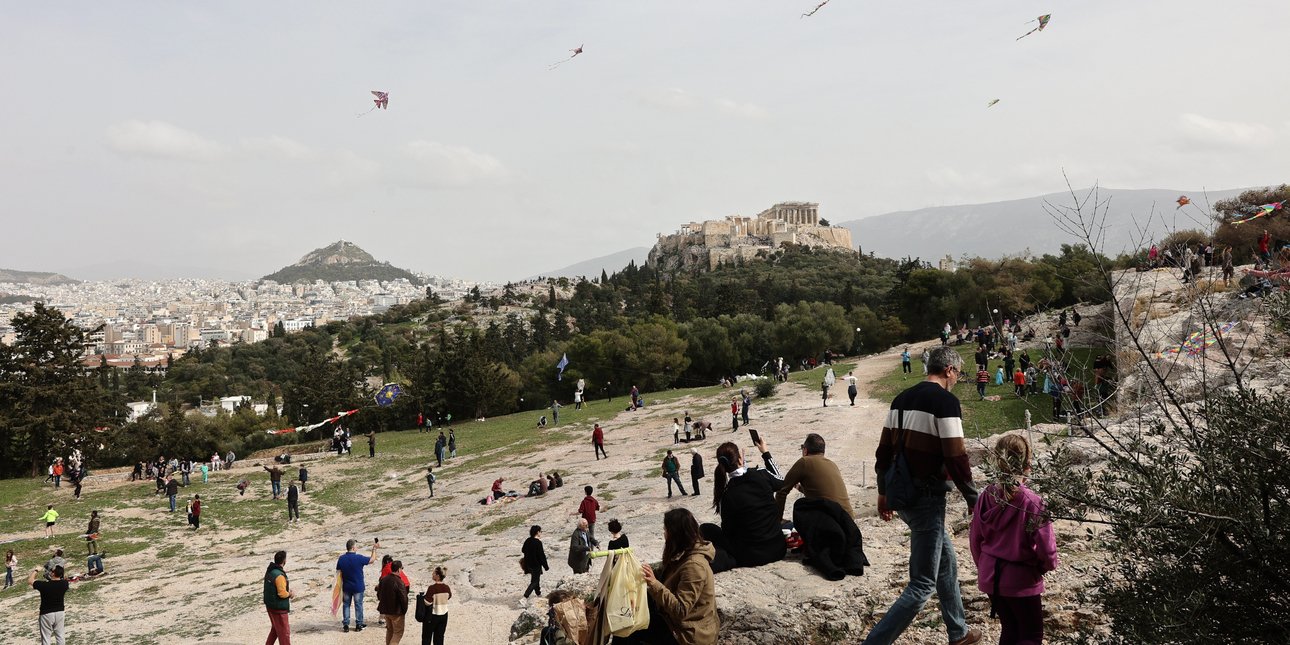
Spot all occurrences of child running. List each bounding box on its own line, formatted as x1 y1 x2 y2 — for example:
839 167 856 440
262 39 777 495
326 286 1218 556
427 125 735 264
969 434 1059 645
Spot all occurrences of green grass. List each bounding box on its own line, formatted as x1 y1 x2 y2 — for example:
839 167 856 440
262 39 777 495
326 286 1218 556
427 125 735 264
870 345 1104 438
478 514 526 536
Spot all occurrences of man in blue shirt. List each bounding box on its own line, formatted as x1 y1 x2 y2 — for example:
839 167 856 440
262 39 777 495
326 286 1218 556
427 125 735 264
336 538 379 632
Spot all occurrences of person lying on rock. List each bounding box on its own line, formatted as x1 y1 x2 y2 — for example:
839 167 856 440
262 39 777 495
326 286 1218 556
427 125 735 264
700 439 785 573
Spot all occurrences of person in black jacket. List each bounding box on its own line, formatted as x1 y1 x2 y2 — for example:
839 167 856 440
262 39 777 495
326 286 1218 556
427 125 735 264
690 449 704 497
521 525 549 599
701 439 786 573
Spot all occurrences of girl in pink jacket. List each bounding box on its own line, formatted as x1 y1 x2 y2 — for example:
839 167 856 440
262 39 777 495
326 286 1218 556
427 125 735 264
970 434 1059 645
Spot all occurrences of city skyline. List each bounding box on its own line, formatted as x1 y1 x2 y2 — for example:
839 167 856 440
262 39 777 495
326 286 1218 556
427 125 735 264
4 1 1288 282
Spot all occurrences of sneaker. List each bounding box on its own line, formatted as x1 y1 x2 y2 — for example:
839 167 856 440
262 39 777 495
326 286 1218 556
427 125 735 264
355 625 364 632
343 624 349 633
949 628 983 645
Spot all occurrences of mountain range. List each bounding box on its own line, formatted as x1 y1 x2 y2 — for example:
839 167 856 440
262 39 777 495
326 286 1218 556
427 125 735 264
528 247 651 280
0 268 79 285
835 187 1245 262
261 240 423 285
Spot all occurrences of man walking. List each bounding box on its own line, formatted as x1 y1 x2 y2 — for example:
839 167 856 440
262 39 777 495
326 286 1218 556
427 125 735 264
263 464 284 500
30 562 68 645
550 399 561 425
336 539 379 632
865 345 981 645
298 465 308 493
286 483 300 524
264 550 294 645
85 511 100 556
426 467 436 497
376 560 409 645
522 525 549 599
41 505 58 539
592 424 608 460
575 486 601 543
661 450 688 498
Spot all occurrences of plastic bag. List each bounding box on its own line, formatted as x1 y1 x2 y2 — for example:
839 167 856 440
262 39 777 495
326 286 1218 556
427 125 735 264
605 550 650 637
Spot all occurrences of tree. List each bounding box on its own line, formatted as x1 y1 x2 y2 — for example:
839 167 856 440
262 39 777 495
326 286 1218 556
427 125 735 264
0 303 122 476
770 301 853 361
679 318 739 381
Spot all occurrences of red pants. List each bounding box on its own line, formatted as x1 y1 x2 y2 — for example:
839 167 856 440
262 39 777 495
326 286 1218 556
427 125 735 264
266 609 291 645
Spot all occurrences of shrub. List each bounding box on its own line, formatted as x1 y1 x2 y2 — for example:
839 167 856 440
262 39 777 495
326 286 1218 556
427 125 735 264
754 378 777 399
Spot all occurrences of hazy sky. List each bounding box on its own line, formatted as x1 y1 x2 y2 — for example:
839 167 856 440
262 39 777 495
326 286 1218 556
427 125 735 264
3 1 1287 282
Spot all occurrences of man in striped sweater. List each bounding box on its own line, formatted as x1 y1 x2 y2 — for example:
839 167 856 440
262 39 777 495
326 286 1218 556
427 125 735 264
863 345 982 645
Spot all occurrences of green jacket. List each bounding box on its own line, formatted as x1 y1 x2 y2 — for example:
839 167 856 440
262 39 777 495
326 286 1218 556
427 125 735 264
263 563 290 611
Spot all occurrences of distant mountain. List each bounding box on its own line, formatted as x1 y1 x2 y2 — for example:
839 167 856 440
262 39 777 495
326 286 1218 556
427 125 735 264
527 247 651 280
262 240 423 285
0 268 79 285
838 187 1248 262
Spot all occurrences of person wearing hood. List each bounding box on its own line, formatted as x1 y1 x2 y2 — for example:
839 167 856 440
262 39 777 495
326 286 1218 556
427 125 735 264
970 435 1058 645
263 550 294 645
633 508 718 645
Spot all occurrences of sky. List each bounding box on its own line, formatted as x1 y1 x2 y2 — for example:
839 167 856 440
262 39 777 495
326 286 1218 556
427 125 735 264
3 1 1288 282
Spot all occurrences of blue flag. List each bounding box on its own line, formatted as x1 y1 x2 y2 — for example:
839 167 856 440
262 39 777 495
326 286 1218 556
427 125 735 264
556 354 569 381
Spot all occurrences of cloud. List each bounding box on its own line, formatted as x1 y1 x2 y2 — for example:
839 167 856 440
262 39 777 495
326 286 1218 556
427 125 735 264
400 141 507 188
715 98 769 120
241 135 313 160
636 88 769 119
105 120 228 161
636 87 698 111
1177 113 1275 149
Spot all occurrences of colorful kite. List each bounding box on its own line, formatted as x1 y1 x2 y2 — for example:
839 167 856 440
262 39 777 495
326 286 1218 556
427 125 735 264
549 45 584 69
1176 196 1191 209
801 0 831 18
358 91 389 117
331 572 343 616
265 409 359 435
1157 321 1238 359
1017 14 1052 41
556 353 570 381
1231 201 1285 225
987 99 1001 107
375 383 402 407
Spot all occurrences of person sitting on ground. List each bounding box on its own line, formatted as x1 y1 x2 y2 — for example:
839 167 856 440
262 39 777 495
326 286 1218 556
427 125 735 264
492 478 506 500
43 549 66 581
620 508 718 645
87 552 106 577
550 471 563 488
528 473 549 497
776 434 867 581
537 415 547 428
701 439 785 573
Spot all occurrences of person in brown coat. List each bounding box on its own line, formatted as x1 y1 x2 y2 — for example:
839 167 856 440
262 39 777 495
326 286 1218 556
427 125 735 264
376 560 409 645
638 508 718 645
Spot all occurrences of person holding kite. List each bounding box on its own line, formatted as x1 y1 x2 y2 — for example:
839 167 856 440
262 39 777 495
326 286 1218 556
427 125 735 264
335 538 379 633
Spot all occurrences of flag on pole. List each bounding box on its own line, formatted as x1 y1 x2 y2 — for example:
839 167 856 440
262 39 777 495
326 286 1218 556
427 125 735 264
556 354 570 381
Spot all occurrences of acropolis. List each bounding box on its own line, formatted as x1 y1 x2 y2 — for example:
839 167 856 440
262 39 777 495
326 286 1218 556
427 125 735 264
648 201 855 272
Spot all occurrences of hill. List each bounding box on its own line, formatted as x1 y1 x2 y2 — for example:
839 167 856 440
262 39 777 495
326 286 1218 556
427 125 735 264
838 187 1246 262
0 268 78 285
526 246 650 280
261 240 423 285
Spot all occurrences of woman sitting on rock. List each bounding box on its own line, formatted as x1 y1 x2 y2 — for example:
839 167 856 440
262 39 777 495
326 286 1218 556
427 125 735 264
701 439 785 573
618 508 718 645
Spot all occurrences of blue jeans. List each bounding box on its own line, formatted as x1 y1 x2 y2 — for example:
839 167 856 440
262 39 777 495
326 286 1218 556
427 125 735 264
342 590 365 627
169 494 177 512
271 481 281 497
862 492 969 645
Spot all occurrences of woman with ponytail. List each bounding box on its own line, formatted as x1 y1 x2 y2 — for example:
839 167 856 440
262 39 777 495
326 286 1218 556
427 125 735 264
969 434 1059 645
700 437 785 573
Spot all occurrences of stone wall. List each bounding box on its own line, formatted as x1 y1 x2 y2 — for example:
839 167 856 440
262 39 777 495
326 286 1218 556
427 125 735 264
648 201 855 273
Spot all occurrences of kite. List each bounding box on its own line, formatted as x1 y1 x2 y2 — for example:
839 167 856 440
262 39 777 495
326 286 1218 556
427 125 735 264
1157 321 1238 359
331 572 343 616
987 99 1000 107
375 383 402 407
1231 201 1285 225
549 45 584 69
801 0 831 18
1176 196 1191 209
265 409 359 435
1017 14 1052 41
358 91 389 117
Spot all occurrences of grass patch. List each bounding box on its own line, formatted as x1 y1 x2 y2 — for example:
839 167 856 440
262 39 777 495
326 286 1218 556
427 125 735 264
609 471 631 480
478 514 526 536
